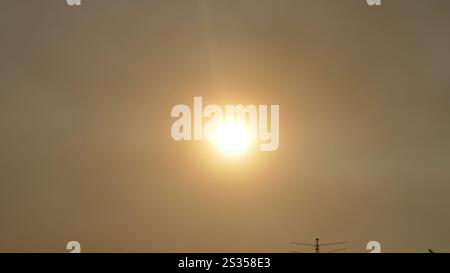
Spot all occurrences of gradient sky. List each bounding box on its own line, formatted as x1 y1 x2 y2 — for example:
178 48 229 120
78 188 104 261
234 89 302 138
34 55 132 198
0 0 449 252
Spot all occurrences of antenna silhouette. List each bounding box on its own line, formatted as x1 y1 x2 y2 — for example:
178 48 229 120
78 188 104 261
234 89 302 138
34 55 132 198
290 238 346 253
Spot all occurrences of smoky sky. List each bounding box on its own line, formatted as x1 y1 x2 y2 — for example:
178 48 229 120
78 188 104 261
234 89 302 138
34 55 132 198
0 0 449 252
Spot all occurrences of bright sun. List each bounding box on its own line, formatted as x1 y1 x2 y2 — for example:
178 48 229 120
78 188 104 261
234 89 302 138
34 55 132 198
213 121 252 156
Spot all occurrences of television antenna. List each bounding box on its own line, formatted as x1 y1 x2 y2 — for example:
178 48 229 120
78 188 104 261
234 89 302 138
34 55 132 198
290 238 346 253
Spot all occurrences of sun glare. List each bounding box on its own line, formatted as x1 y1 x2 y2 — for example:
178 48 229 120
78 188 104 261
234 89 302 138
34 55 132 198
213 121 252 156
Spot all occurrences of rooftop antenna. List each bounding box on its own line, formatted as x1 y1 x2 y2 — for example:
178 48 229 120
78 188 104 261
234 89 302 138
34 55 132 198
290 238 346 253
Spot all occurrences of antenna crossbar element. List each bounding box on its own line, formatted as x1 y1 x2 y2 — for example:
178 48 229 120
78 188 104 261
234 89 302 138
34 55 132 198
290 242 316 246
319 242 346 246
327 248 346 253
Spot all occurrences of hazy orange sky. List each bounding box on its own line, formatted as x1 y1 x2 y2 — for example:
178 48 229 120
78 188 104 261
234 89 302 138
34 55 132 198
0 0 449 252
